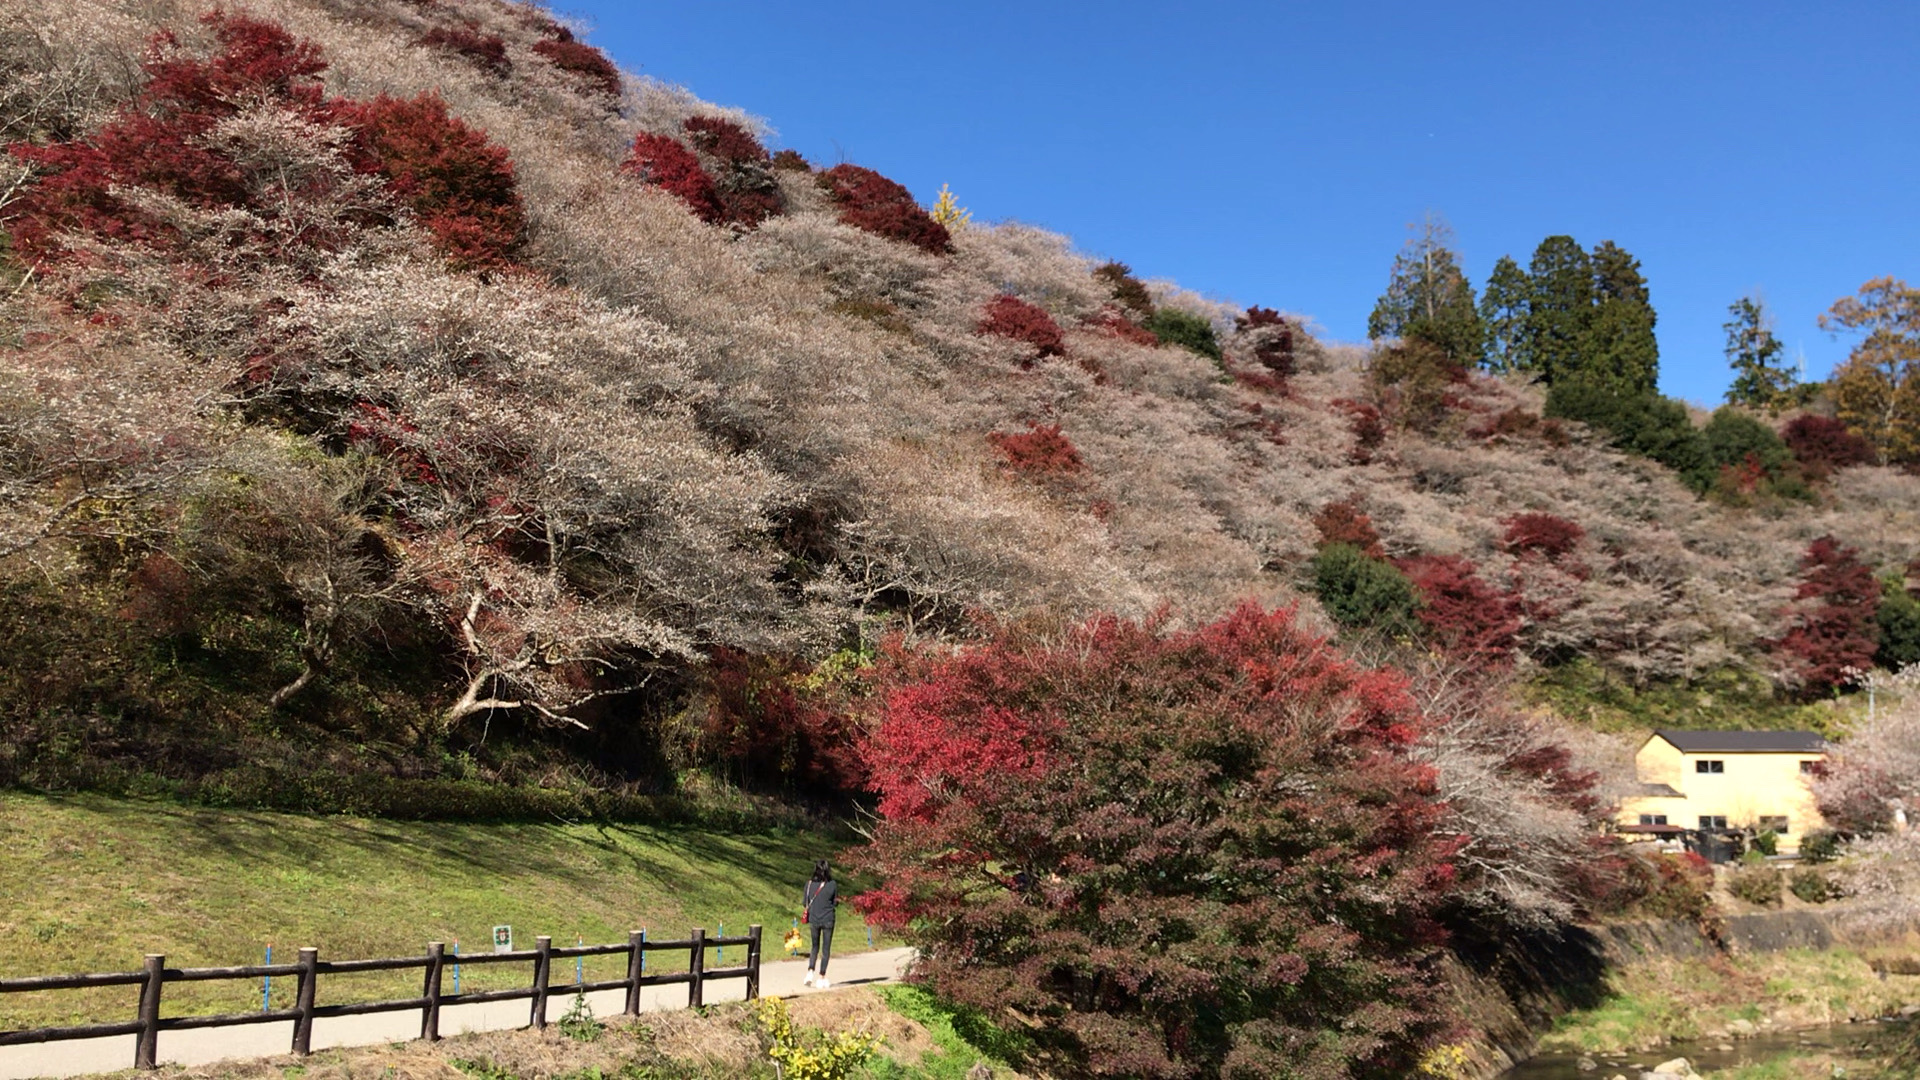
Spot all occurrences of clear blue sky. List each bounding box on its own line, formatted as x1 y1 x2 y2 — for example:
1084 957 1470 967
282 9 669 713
561 2 1918 407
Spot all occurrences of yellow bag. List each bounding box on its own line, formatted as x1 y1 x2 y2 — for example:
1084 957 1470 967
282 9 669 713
783 927 805 955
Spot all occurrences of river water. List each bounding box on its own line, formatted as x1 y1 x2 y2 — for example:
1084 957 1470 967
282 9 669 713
1497 1020 1905 1078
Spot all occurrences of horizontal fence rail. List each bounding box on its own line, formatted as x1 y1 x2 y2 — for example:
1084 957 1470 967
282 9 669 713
0 925 761 1071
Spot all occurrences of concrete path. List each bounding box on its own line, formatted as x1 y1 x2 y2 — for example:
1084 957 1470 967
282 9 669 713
0 947 914 1080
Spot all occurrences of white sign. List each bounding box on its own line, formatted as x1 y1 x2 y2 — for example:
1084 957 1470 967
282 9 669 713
492 925 512 953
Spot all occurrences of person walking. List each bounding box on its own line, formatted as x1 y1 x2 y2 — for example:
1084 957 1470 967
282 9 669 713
802 860 837 988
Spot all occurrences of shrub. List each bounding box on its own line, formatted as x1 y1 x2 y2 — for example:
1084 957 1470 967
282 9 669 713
987 423 1083 479
1546 381 1711 490
1398 553 1521 663
1771 536 1881 697
7 11 332 262
770 148 810 171
337 93 525 271
1502 512 1584 561
620 132 721 222
976 295 1065 361
1144 306 1221 361
1799 829 1841 864
1083 305 1160 347
1787 866 1832 903
530 38 621 97
1311 500 1385 559
1729 865 1783 907
1092 261 1154 319
1783 414 1877 480
1752 829 1779 856
850 604 1457 1079
1368 339 1464 433
1575 849 1714 924
1334 398 1387 463
1312 542 1418 635
417 26 510 74
1236 305 1296 376
702 648 865 794
816 164 950 253
682 115 768 164
1877 573 1920 670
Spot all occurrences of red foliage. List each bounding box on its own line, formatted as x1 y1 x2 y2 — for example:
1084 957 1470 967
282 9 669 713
850 605 1455 1077
1235 304 1296 376
977 295 1066 362
1772 535 1882 697
682 115 768 165
418 26 510 74
1312 500 1385 559
816 164 951 254
702 648 867 794
1333 398 1386 463
770 148 810 172
7 12 331 261
987 423 1083 479
530 38 621 97
1398 554 1522 663
1783 414 1876 479
620 133 721 223
336 94 524 271
1501 512 1584 561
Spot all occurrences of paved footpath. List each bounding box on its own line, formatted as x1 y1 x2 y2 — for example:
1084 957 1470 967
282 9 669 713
0 947 914 1080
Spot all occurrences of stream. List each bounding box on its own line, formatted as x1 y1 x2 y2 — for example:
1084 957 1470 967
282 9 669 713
1497 1019 1907 1078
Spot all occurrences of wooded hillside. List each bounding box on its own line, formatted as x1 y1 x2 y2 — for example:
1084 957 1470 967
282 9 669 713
2 0 1916 805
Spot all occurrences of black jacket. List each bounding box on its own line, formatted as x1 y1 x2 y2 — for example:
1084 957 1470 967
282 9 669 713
803 879 837 928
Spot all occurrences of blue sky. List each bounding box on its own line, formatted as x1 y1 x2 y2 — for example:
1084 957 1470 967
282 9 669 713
562 2 1918 407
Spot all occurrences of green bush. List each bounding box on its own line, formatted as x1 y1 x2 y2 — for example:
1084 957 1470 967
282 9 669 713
1799 830 1841 864
1752 829 1779 856
1310 543 1418 635
1545 380 1710 491
1144 307 1222 361
1729 865 1783 907
1788 866 1832 904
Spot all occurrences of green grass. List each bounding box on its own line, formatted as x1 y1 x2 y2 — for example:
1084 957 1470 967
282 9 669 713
1526 658 1847 736
867 985 1032 1080
1539 949 1920 1055
0 791 888 1029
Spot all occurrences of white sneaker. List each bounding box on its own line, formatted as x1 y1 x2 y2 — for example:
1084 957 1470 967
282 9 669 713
803 972 816 987
816 977 830 989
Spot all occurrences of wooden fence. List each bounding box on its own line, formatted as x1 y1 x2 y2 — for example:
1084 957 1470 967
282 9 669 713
0 925 761 1071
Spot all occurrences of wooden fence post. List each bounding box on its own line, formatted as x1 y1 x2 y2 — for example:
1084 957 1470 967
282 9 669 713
745 925 762 1001
529 936 552 1030
623 931 644 1016
421 942 444 1041
292 947 318 1055
688 928 704 1009
134 954 163 1070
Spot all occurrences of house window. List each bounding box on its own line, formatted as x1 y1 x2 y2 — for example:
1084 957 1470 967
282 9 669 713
1800 761 1815 774
1639 814 1668 826
1696 760 1725 774
1699 815 1728 829
1758 815 1790 835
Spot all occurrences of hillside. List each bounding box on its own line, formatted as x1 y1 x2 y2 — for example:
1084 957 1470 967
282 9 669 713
2 0 1917 802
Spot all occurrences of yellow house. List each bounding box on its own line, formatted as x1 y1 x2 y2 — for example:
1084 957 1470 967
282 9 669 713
1617 730 1829 854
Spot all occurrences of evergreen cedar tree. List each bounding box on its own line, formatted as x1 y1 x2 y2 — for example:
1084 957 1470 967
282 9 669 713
850 604 1457 1080
816 164 951 254
1722 296 1797 411
1367 221 1483 369
977 295 1066 361
1772 536 1882 698
7 12 523 272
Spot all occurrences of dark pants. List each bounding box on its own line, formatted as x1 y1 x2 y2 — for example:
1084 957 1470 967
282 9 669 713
809 924 834 975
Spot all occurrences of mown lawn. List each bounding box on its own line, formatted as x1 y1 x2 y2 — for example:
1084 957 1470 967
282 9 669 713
0 791 885 1028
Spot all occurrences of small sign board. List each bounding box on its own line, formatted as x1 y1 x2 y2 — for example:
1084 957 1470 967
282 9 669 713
492 925 512 953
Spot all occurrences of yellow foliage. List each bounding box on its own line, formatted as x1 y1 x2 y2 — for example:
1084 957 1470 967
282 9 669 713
1822 276 1920 466
1417 1042 1472 1079
753 996 880 1080
931 183 971 230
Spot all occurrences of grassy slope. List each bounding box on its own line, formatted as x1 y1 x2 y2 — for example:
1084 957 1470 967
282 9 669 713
0 792 886 1028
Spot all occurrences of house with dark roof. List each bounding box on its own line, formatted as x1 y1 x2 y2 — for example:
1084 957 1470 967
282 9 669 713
1616 729 1829 854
